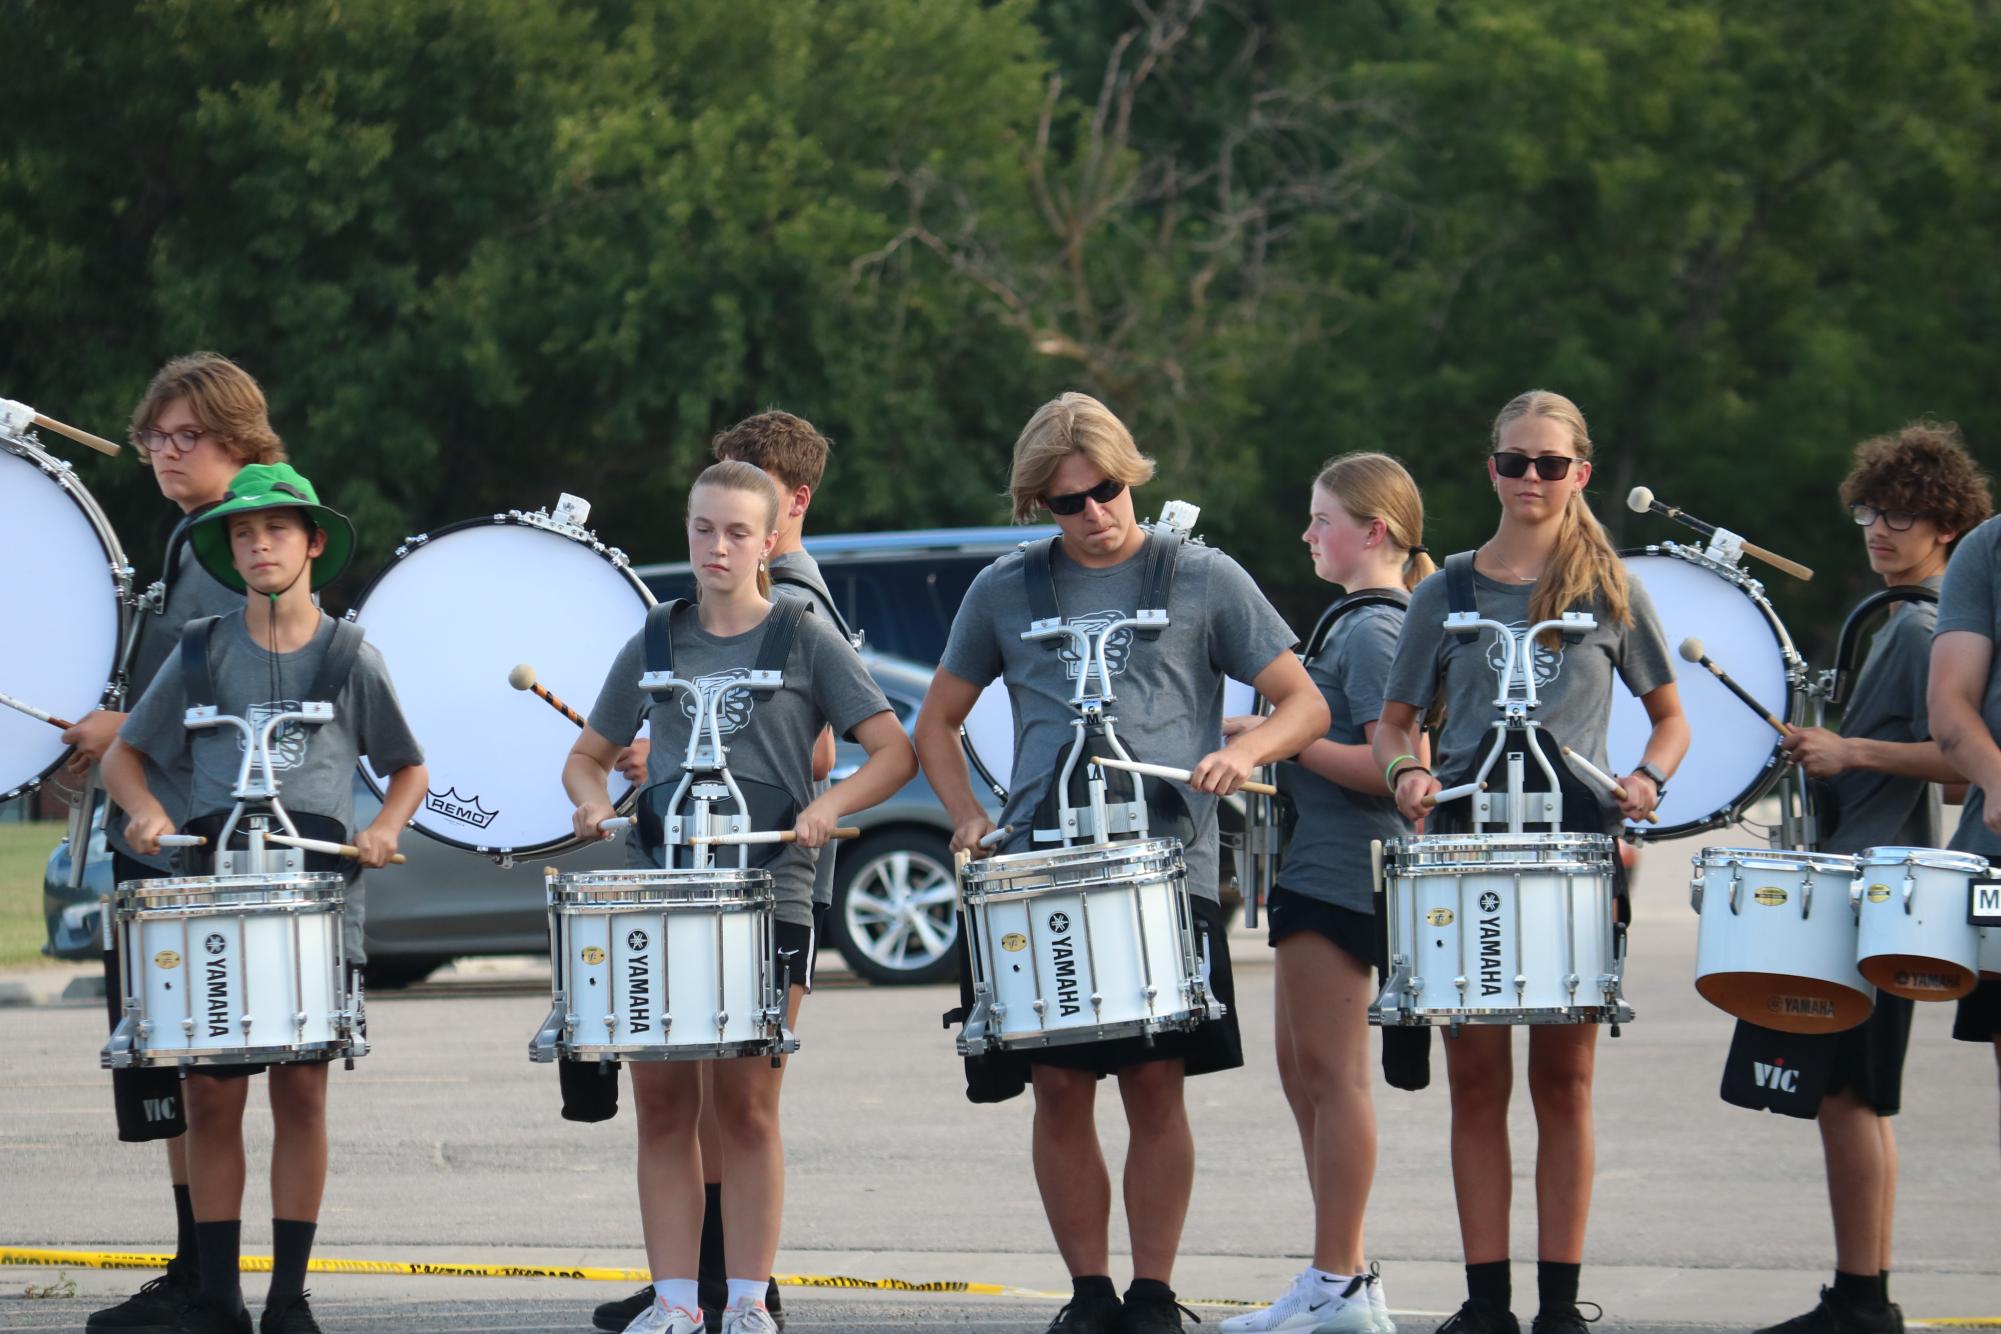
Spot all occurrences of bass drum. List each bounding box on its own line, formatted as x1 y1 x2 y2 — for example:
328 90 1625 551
346 504 653 859
1608 547 1802 839
0 429 129 800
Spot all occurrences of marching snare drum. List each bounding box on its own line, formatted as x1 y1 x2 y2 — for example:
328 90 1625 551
1691 848 1869 1033
1853 846 1986 1001
532 868 798 1062
0 430 129 801
956 838 1220 1054
1376 833 1628 1026
346 501 653 859
1608 547 1802 838
102 873 361 1067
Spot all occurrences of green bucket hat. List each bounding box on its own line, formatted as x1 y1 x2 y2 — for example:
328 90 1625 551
190 462 356 592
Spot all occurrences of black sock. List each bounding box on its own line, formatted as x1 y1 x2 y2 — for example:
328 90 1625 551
1880 1270 1892 1304
1537 1261 1580 1315
765 1277 783 1314
267 1219 317 1307
171 1184 199 1273
1124 1278 1175 1307
1073 1275 1118 1306
1467 1260 1510 1311
698 1183 726 1308
1834 1270 1880 1308
194 1220 243 1310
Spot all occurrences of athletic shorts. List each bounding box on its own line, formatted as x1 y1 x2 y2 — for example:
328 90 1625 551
1825 992 1915 1115
1028 894 1242 1079
1266 886 1380 970
1954 977 2001 1043
779 918 817 994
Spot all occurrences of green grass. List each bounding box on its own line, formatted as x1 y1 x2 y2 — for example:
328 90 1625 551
0 820 64 968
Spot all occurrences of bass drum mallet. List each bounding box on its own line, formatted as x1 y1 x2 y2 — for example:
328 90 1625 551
508 663 587 728
1680 637 1789 737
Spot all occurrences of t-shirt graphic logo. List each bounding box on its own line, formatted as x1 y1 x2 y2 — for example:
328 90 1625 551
1485 623 1563 691
679 669 756 734
1056 610 1136 690
238 701 308 769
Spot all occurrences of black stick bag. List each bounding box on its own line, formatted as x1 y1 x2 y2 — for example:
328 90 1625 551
107 944 186 1141
1718 1020 1835 1119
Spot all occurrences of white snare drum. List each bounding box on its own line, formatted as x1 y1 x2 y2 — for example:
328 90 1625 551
531 868 798 1062
1691 848 1869 1033
1 430 129 801
1854 846 1986 1001
1609 548 1801 838
1376 833 1628 1026
957 838 1218 1054
347 503 652 859
102 873 360 1067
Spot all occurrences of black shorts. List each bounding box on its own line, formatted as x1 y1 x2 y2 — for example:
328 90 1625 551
1954 977 2001 1043
1825 992 1916 1115
1266 886 1380 971
778 918 817 994
1027 894 1242 1080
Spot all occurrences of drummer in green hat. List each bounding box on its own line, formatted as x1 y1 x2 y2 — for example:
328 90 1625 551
187 461 355 593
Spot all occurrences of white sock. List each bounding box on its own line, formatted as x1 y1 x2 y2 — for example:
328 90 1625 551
652 1278 700 1312
1308 1267 1359 1294
726 1277 767 1310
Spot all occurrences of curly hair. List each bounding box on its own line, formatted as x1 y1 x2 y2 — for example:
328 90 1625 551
1838 420 1992 542
711 410 830 493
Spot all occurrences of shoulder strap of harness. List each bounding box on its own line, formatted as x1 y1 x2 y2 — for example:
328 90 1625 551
306 619 365 706
1303 590 1409 662
754 596 808 674
179 616 222 711
1444 551 1481 641
770 567 858 647
643 599 694 705
1023 535 1061 628
1135 529 1184 640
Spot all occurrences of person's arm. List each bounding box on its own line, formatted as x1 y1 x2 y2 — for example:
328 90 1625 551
1930 630 2001 834
1374 700 1441 822
811 725 836 782
914 668 996 854
354 763 429 868
563 725 629 843
1187 651 1330 795
795 712 916 847
101 738 174 854
60 709 127 776
1614 681 1689 821
1782 728 1963 783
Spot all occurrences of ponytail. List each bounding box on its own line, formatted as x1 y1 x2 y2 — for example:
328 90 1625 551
756 559 772 600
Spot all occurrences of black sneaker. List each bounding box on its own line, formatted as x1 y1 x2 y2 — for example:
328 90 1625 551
173 1296 251 1334
1757 1288 1900 1334
596 1286 656 1332
1045 1292 1123 1333
766 1278 786 1330
89 1266 198 1331
1438 1300 1522 1334
257 1292 322 1334
1531 1302 1601 1334
1121 1291 1199 1332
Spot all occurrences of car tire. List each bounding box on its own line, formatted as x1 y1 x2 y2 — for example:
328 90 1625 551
830 829 960 985
360 955 448 990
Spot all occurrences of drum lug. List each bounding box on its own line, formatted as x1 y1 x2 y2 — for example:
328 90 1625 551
1801 874 1813 920
1902 871 1916 916
1728 871 1742 916
1515 973 1528 997
714 1009 729 1034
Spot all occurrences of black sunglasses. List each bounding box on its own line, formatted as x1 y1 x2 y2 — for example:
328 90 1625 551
1491 451 1578 481
1044 478 1126 516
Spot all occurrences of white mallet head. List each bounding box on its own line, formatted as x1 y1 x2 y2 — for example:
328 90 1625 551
507 663 537 691
1627 486 1655 514
1678 637 1705 664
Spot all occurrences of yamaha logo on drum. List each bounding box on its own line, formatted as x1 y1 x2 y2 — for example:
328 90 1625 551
626 930 649 951
1047 912 1070 933
1479 891 1501 913
204 933 226 956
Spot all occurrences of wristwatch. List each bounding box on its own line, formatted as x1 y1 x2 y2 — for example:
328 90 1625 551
1634 761 1669 798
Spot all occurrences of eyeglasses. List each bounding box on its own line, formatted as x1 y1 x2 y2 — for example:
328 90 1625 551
1044 478 1126 516
1491 451 1578 481
138 427 213 456
1850 504 1917 532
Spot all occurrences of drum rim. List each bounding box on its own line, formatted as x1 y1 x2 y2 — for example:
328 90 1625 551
1390 832 1613 851
965 836 1184 877
1 434 132 800
117 871 347 896
550 867 774 888
1694 846 1858 873
343 510 656 858
1852 845 1991 872
1617 545 1803 840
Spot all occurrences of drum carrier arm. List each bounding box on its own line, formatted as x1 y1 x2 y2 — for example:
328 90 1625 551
635 668 782 873
1432 611 1596 834
1022 609 1166 848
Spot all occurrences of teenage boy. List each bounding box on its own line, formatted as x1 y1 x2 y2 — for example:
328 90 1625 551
103 464 428 1334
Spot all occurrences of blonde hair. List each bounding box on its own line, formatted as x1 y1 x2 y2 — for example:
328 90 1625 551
1007 392 1157 523
1491 389 1630 644
1314 452 1436 592
129 352 285 466
689 460 780 598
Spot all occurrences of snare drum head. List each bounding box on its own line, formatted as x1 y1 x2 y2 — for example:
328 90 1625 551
349 516 652 855
1 441 125 798
1609 551 1794 837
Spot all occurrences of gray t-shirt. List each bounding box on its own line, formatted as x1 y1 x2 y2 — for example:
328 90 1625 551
108 534 243 872
1822 577 1941 855
1383 561 1675 820
938 537 1297 904
585 604 890 926
770 549 844 910
1276 596 1411 911
1938 517 2001 858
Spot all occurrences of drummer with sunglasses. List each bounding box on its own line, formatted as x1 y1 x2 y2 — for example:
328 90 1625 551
1372 390 1687 1334
914 392 1328 1334
1752 423 1990 1334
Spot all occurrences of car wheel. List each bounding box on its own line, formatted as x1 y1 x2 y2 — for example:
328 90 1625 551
831 829 960 985
360 955 448 990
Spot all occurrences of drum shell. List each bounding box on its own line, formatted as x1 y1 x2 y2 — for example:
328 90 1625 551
1379 834 1623 1024
547 868 786 1060
1692 849 1870 1034
960 838 1208 1049
1980 924 2001 980
1853 847 1984 1001
110 874 353 1066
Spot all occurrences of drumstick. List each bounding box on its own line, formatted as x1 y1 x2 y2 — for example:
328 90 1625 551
691 828 861 846
508 664 587 728
0 397 122 456
1559 745 1661 825
1679 638 1789 737
1626 486 1813 582
598 816 632 832
1090 755 1279 797
0 689 74 731
264 832 407 865
978 824 1013 849
1420 781 1484 809
156 834 207 848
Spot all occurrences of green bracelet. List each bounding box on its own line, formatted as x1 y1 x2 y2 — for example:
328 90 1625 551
1385 753 1419 787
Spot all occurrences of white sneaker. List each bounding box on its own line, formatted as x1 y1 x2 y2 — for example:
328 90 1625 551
1221 1271 1377 1333
621 1300 705 1334
722 1302 780 1334
1366 1263 1397 1334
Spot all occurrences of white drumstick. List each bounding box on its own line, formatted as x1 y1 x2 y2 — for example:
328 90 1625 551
598 816 632 832
0 396 122 456
156 834 207 848
978 824 1013 849
691 827 861 846
265 831 408 864
1089 755 1279 797
0 689 75 730
1559 746 1661 825
1425 781 1480 808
